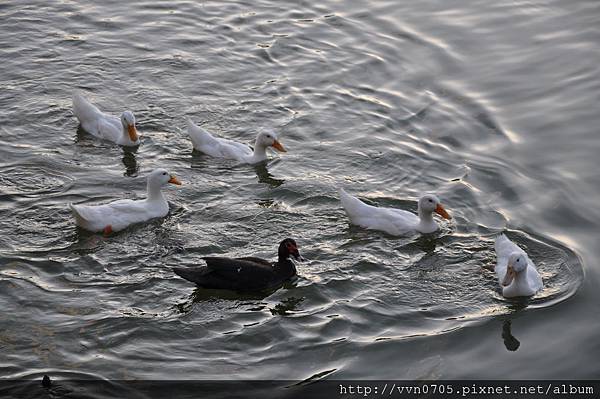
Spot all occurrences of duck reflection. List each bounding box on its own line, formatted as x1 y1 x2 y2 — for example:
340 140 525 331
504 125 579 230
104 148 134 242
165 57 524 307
412 234 438 254
173 288 268 314
190 150 211 169
502 320 520 351
121 146 139 177
396 234 439 260
74 125 87 142
254 162 285 187
501 300 528 352
173 286 303 316
189 287 269 302
269 296 304 316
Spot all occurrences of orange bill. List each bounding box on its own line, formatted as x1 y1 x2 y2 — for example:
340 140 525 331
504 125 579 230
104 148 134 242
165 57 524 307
127 124 139 142
502 266 516 287
168 175 182 185
271 139 287 152
435 203 451 220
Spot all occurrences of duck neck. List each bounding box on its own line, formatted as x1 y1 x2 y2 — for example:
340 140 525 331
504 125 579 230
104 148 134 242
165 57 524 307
147 181 165 203
252 140 268 162
417 207 437 233
418 207 433 222
121 123 130 140
275 256 297 278
513 270 529 287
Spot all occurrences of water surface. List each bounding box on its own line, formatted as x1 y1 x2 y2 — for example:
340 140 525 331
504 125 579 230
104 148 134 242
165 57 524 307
1 0 599 382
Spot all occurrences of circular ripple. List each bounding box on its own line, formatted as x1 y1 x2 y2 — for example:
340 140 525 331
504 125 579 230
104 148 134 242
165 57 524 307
0 165 74 195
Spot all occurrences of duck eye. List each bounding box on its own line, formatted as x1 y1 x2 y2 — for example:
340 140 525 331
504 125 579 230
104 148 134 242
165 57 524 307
163 172 167 175
428 199 433 202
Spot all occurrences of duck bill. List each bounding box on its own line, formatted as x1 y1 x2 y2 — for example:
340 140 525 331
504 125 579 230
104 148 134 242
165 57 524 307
435 203 451 220
271 139 287 153
502 266 516 287
127 124 139 142
286 243 304 261
292 252 305 262
168 175 182 185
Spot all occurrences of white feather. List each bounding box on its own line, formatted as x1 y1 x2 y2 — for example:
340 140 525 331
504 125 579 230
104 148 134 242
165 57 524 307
494 234 543 297
72 94 140 146
187 119 282 164
70 169 177 233
339 188 445 235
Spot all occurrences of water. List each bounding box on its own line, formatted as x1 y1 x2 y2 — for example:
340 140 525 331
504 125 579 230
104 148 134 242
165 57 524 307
1 0 599 383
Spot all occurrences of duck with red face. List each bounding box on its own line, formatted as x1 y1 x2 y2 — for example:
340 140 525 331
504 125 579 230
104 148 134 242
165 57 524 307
173 238 305 293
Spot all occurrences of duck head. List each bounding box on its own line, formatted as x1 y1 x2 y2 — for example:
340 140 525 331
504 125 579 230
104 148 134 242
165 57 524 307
120 111 139 142
256 131 286 152
502 252 527 286
147 168 182 188
418 194 451 220
278 238 304 261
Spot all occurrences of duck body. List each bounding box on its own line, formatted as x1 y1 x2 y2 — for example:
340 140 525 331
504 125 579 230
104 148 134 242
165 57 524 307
339 189 451 235
70 168 181 233
73 94 140 146
70 198 168 233
494 234 543 298
174 238 303 293
187 119 286 164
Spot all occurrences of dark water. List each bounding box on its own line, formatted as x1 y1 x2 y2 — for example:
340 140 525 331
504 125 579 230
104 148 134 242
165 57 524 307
1 0 599 383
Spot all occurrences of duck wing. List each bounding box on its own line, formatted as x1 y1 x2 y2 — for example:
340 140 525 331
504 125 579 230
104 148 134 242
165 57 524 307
525 257 543 292
96 116 122 142
73 94 122 141
70 199 162 232
174 257 277 292
215 139 253 160
187 119 222 155
340 189 417 235
73 94 102 133
234 256 273 267
187 120 253 160
494 234 515 283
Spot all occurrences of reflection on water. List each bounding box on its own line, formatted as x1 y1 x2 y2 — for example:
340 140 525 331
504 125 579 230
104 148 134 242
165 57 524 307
270 296 304 316
502 320 520 352
405 233 440 255
189 150 211 170
121 147 139 177
74 125 88 143
190 287 271 302
254 162 285 187
0 0 597 382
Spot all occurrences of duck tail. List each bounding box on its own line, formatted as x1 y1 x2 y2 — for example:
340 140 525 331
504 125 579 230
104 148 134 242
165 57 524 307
186 117 196 131
494 232 509 251
69 203 86 226
339 188 366 220
186 119 218 148
72 93 99 123
173 266 210 285
69 203 89 226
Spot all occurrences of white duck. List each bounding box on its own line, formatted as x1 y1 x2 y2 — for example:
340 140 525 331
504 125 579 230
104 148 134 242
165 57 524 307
339 189 451 235
187 119 286 164
494 234 543 298
72 94 140 146
69 168 181 234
